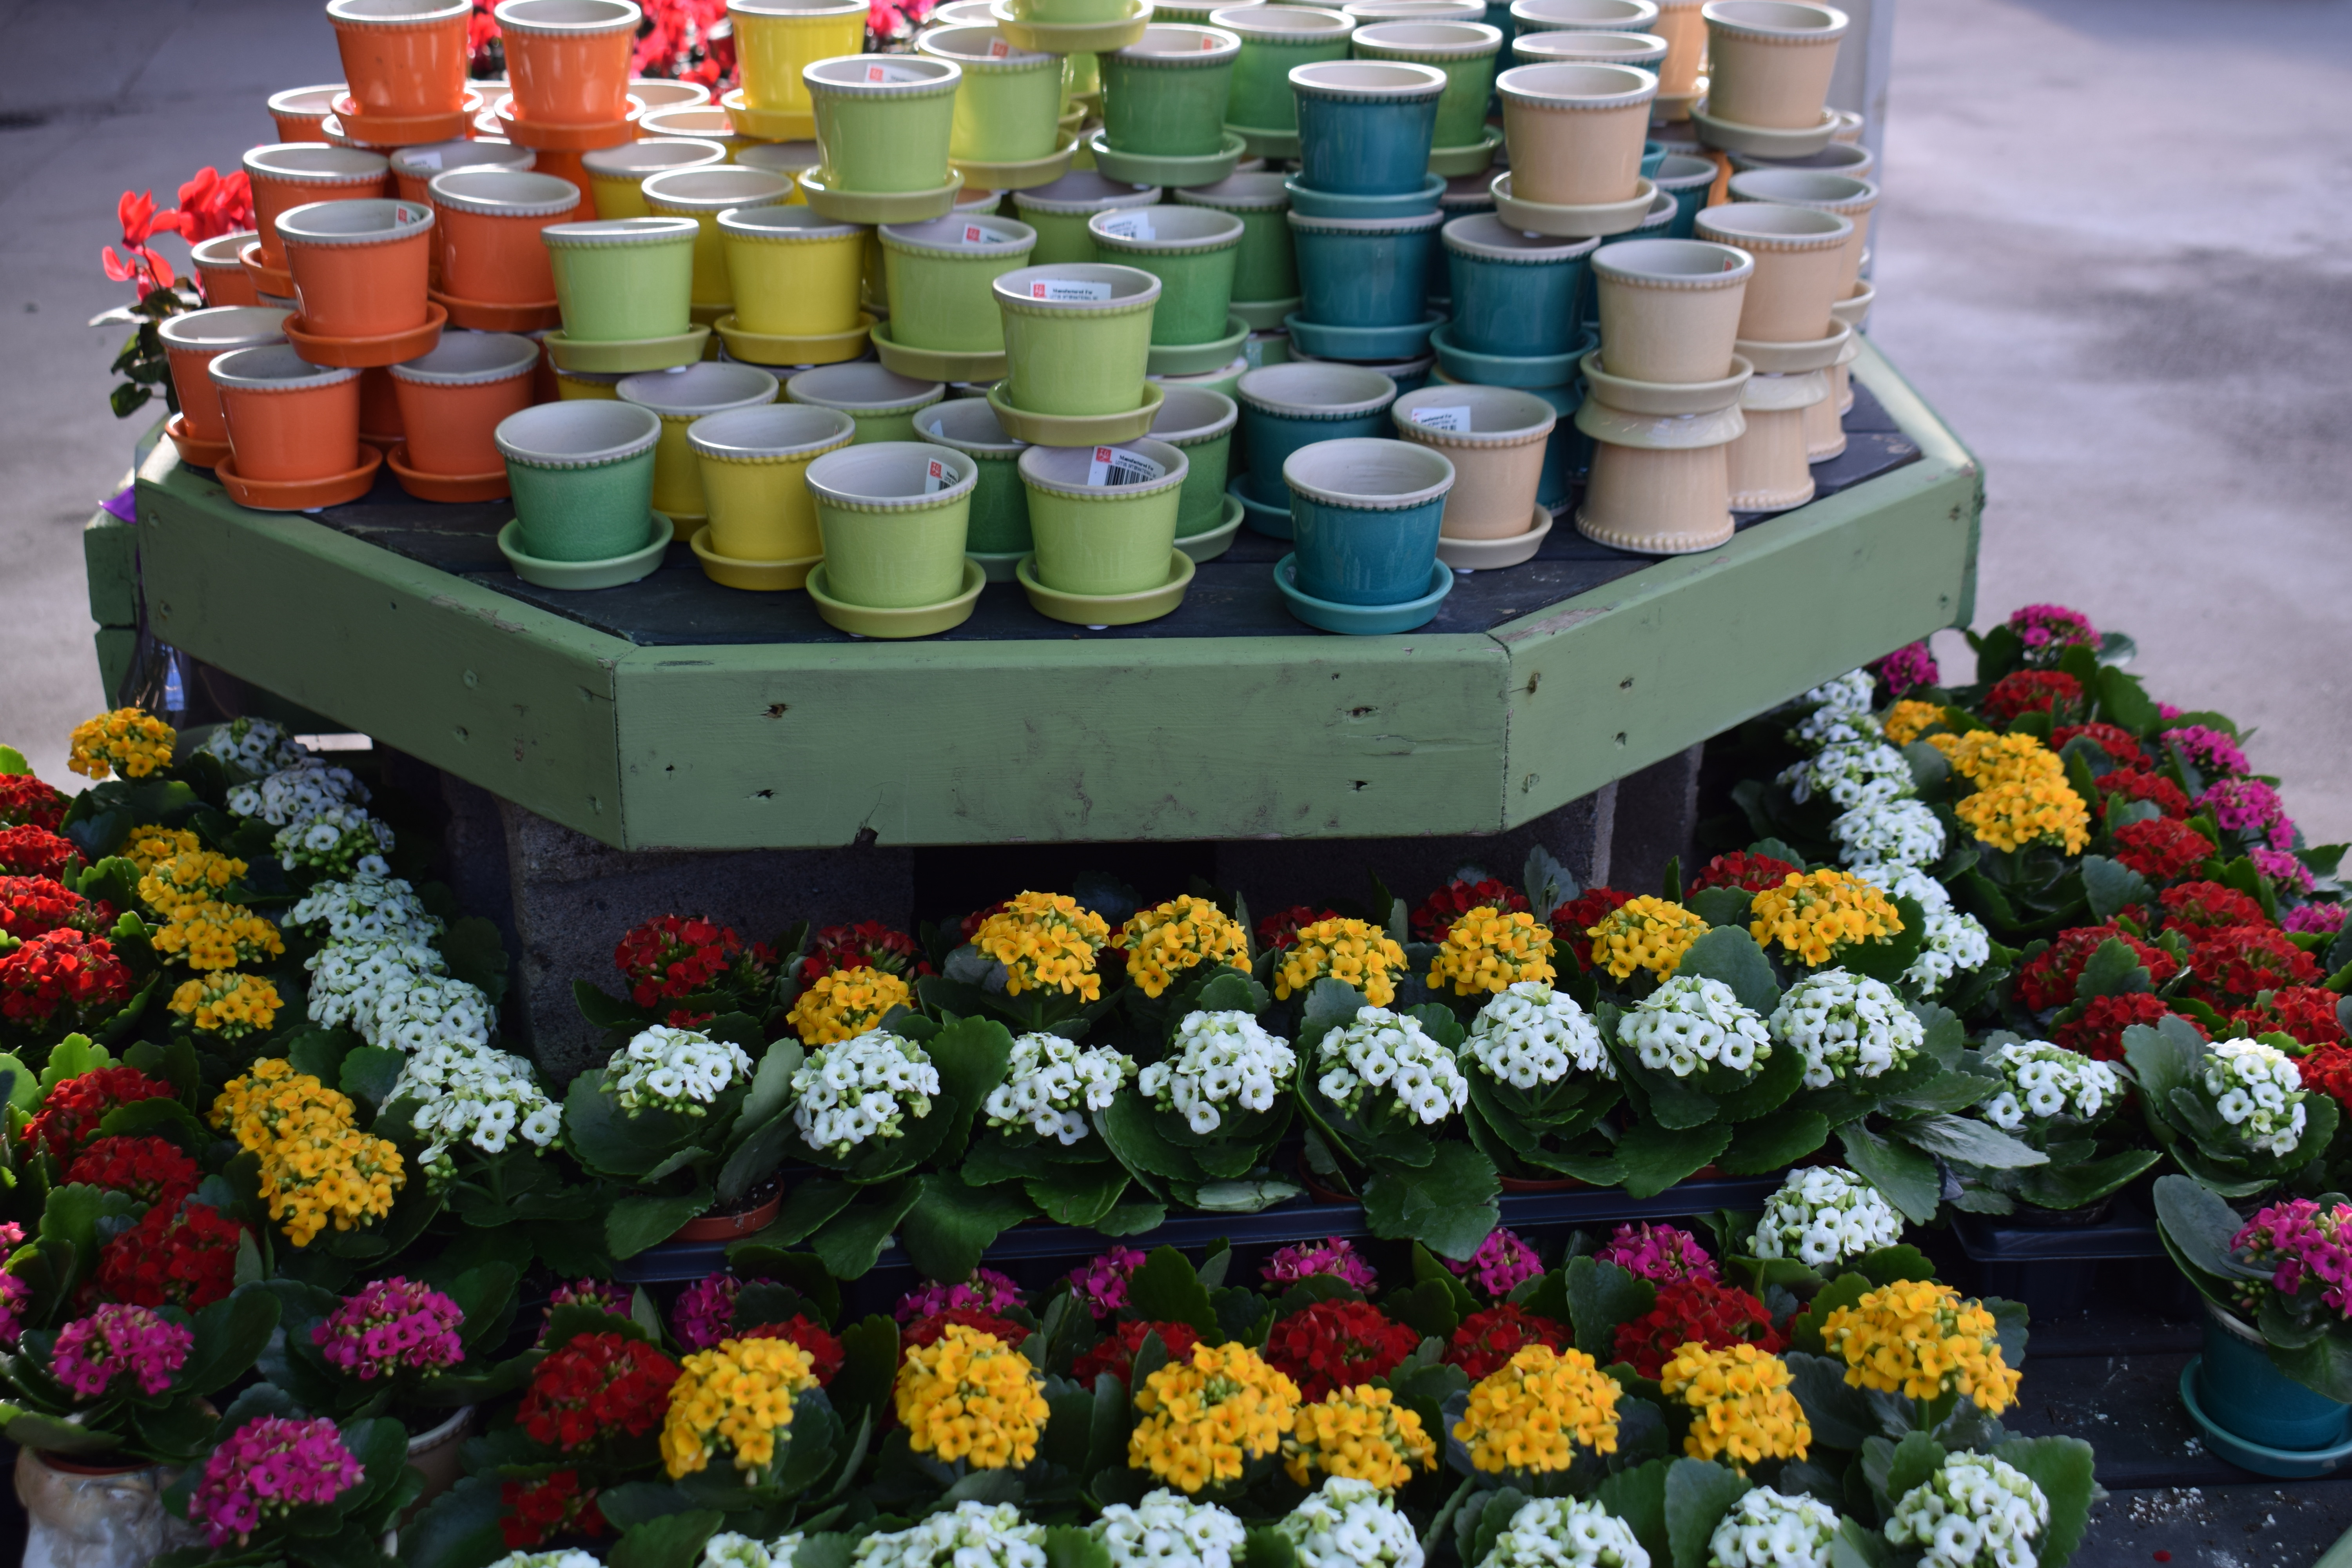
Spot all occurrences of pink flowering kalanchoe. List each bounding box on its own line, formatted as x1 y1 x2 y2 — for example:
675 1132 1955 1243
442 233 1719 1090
895 1267 1025 1324
2284 901 2345 935
0 1273 28 1345
1261 1237 1378 1291
187 1415 365 1547
2007 603 2098 661
2255 849 2317 898
1873 641 1941 697
672 1271 742 1350
1598 1222 1719 1285
2164 725 2250 779
545 1278 631 1318
2198 778 2293 849
1445 1228 1544 1297
51 1302 194 1399
313 1277 465 1381
1069 1246 1147 1320
2234 1198 2352 1319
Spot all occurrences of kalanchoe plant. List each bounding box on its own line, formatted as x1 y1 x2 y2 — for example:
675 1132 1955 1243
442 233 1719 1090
1098 974 1304 1217
1458 980 1622 1186
0 1288 278 1465
2156 1174 2352 1401
248 1267 524 1427
2124 1015 2336 1196
159 1413 415 1568
1945 1035 2159 1214
962 1029 1147 1231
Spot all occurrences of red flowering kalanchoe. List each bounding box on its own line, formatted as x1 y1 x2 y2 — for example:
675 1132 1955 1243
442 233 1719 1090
1550 887 1635 969
2297 1044 2352 1117
901 1306 1030 1360
95 1200 245 1310
2055 992 2201 1062
1072 1319 1204 1387
740 1314 845 1384
1444 1303 1570 1383
1255 906 1339 952
2230 987 2346 1049
2111 817 2216 882
613 914 742 1008
2014 924 2180 1013
1263 1300 1421 1403
0 877 114 941
1610 1278 1786 1381
0 776 69 832
1688 853 1800 897
1411 878 1531 943
2189 925 2321 1004
2098 769 2191 820
1981 670 2083 725
519 1331 681 1453
65 1135 200 1209
0 929 132 1033
2055 723 2146 768
2158 881 2271 935
804 921 933 980
24 1065 177 1162
502 1469 606 1550
0 825 77 881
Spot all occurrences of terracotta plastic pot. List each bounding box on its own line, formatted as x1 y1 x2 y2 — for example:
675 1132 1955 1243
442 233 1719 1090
641 165 798 306
1700 0 1847 131
1725 166 1875 289
1098 26 1244 159
617 361 782 518
327 0 474 128
1510 26 1664 67
919 25 1067 165
727 206 872 337
1010 170 1164 266
495 0 642 127
209 345 364 481
1693 200 1848 342
804 440 980 607
244 145 393 269
689 401 858 561
431 169 582 305
880 214 1037 352
579 138 730 219
1350 22 1502 153
495 399 664 559
1172 172 1297 306
671 1193 784 1241
1019 436 1191 595
543 215 699 340
1590 236 1751 382
1494 62 1655 207
1508 0 1658 30
787 362 947 444
158 307 292 445
993 261 1162 416
1214 5 1357 134
1282 435 1453 603
191 233 264 307
1089 205 1243 346
731 0 871 116
803 55 962 196
390 138 535 204
1391 381 1552 536
1147 384 1239 532
278 198 436 338
268 84 347 143
389 330 543 477
915 396 1031 555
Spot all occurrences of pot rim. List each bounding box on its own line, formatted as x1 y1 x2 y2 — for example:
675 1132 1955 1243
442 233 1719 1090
1495 60 1659 109
207 344 363 391
1589 235 1753 286
492 0 644 37
1442 211 1597 262
640 107 740 138
1286 208 1446 234
1511 27 1665 60
1352 20 1503 56
1579 346 1752 410
388 330 544 385
1110 24 1245 63
728 205 871 242
641 166 799 211
327 0 474 26
730 0 868 16
191 231 262 267
1394 382 1559 443
543 215 702 246
992 262 1163 313
619 362 781 415
1088 205 1245 252
1287 59 1450 98
158 307 295 352
1344 0 1486 17
276 198 435 247
916 23 1058 64
1725 167 1878 211
688 401 860 459
1149 385 1240 443
804 439 981 508
495 399 664 465
802 54 963 97
879 214 1038 256
244 144 391 184
917 396 1027 453
405 1405 475 1452
1018 436 1191 498
631 77 714 107
1694 200 1851 249
1283 434 1454 509
1169 172 1292 212
1511 0 1659 24
1237 361 1398 418
430 169 582 218
736 140 825 175
1010 170 1162 214
1652 153 1719 189
582 138 731 178
1209 2 1354 38
1700 0 1849 43
267 85 348 121
391 140 536 180
788 363 948 413
1728 140 1872 176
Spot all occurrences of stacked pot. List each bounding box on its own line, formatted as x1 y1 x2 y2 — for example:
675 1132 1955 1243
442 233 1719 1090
726 0 871 142
1693 196 1851 508
481 0 654 193
1690 0 1849 162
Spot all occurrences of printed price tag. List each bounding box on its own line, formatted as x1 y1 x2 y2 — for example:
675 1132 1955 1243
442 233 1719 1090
1410 405 1473 432
1027 278 1113 301
1201 31 1219 47
961 223 991 243
1086 445 1166 487
1095 212 1154 241
864 61 923 82
989 36 1012 56
924 457 950 493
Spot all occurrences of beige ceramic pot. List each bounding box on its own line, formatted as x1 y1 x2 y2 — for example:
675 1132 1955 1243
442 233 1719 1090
1724 364 1824 509
1389 383 1555 538
1494 63 1657 207
1649 0 1704 97
1590 236 1750 382
1726 166 1874 288
1829 274 1871 336
1510 29 1666 69
1806 323 1859 448
1574 343 1746 551
1692 200 1846 342
1699 0 1847 131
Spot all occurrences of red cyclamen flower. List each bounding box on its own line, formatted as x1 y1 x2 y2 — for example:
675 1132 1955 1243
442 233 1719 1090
1262 1300 1421 1403
1073 1319 1203 1387
2111 817 2216 881
519 1331 681 1453
1981 670 2083 725
1411 878 1531 943
101 189 182 296
2189 925 2321 1004
2014 925 2180 1013
1611 1278 1785 1380
1445 1304 1570 1383
174 167 254 244
2054 992 2200 1062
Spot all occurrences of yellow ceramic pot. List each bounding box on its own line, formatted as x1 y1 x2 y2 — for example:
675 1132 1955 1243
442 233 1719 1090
717 205 867 336
580 137 730 219
730 0 871 116
642 165 799 309
616 361 781 521
689 401 859 561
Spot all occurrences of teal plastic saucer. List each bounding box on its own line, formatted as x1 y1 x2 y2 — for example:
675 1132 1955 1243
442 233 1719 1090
1274 553 1452 634
1430 321 1595 390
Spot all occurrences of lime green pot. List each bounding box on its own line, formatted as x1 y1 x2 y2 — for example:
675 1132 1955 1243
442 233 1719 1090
787 362 947 444
1011 170 1163 265
1351 20 1501 147
1216 5 1356 132
1087 204 1243 345
1147 384 1238 532
993 261 1161 414
1173 172 1296 303
1018 0 1130 26
917 395 1031 553
1018 436 1189 593
881 214 1039 352
1100 25 1243 156
805 55 961 194
494 401 663 561
805 439 979 606
541 216 700 342
918 25 1066 163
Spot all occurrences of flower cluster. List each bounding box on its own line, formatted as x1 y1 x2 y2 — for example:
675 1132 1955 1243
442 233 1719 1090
64 1134 198 1209
1426 906 1556 996
121 824 200 873
0 774 68 831
1777 741 1914 812
520 1331 680 1452
983 1031 1131 1143
1582 894 1709 983
1446 1227 1544 1296
304 937 447 1033
501 1474 605 1552
973 891 1112 1000
1659 1342 1809 1467
1257 906 1339 952
1850 864 1993 995
24 1065 175 1161
1820 1281 2020 1412
96 1201 244 1310
1709 1488 1841 1568
1466 981 1611 1089
2099 768 2190 817
1453 1345 1621 1473
1138 1011 1296 1134
225 759 368 827
2235 1198 2352 1320
1095 1489 1247 1568
2061 722 2145 766
1411 877 1530 943
2231 987 2346 1048
314 1277 465 1381
1118 895 1251 998
2200 777 2292 846
1692 851 1803 895
2159 880 2269 932
615 915 740 1007
1980 1040 2118 1131
187 1416 365 1548
1797 669 1878 715
1751 1167 1904 1266
0 929 132 1030
897 1269 1025 1323
272 801 396 876
51 1302 193 1397
1885 1452 2049 1568
1618 975 1773 1081
1749 869 1904 966
786 964 911 1045
2164 724 2249 777
195 716 307 777
1274 917 1409 1007
1282 1385 1435 1490
896 1323 1049 1470
791 1029 939 1154
1069 1246 1147 1320
1264 1301 1420 1403
804 920 929 980
906 1307 1029 1359
545 1279 631 1323
661 1336 821 1478
1832 798 1945 869
1788 704 1882 751
1263 1237 1377 1291
857 1503 1044 1568
1314 1005 1468 1125
1599 1221 1718 1284
149 899 284 971
136 848 245 915
672 1274 740 1350
2013 923 2178 1012
2110 815 2215 880
1075 1320 1202 1387
0 876 112 940
744 1316 844 1383
1129 1341 1301 1492
1549 887 1633 969
1445 1304 1569 1382
388 1041 563 1172
67 707 174 780
1275 1478 1424 1568
2196 1037 2308 1158
2189 924 2320 1002
1612 1278 1784 1380
212 1060 405 1246
167 969 282 1038
2008 601 2098 660
0 825 75 880
607 1024 757 1116
1929 731 2091 854
367 972 494 1053
1769 969 1924 1087
1878 636 1942 695
2055 990 2194 1062
1980 670 2082 724
1481 1496 1647 1568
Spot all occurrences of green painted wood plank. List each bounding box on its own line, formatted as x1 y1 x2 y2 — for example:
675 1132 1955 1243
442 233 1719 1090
83 504 138 630
93 628 136 707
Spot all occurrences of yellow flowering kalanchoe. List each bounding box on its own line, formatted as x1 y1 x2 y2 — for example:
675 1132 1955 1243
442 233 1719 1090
1427 907 1557 997
211 1060 405 1247
974 891 1112 1001
1453 1345 1621 1474
662 1336 820 1479
786 965 912 1046
1117 895 1251 999
137 849 246 916
1881 700 1944 748
1748 869 1903 967
895 1323 1050 1471
1584 896 1710 983
1274 918 1408 1008
1819 1280 2022 1414
169 971 282 1039
1658 1342 1811 1469
1930 730 2091 854
1130 1341 1301 1494
1281 1385 1435 1491
149 900 284 971
68 707 175 781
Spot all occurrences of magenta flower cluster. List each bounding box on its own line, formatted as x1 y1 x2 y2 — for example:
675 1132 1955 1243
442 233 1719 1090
2254 848 2316 897
2285 901 2345 935
2006 603 2098 661
2197 777 2293 849
1068 1246 1147 1320
1444 1228 1544 1297
672 1272 740 1350
548 1278 630 1316
1261 1236 1377 1290
2234 1198 2352 1319
2164 725 2250 779
187 1415 365 1547
51 1302 192 1399
313 1277 465 1381
895 1267 1025 1324
0 1274 29 1345
1873 641 1941 697
1598 1222 1719 1285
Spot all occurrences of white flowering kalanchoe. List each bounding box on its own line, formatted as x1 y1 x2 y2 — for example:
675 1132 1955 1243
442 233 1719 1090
285 873 444 945
1778 742 1916 812
984 1032 1133 1145
196 717 309 779
1276 1478 1425 1568
702 1533 804 1568
1094 1489 1247 1568
1851 862 1951 913
1982 1040 2118 1132
1789 705 1884 753
1884 1453 2049 1568
1751 1166 1905 1266
365 973 494 1053
273 802 396 876
1796 669 1877 717
1483 1496 1650 1568
1846 866 1992 995
486 1553 604 1568
1137 1010 1298 1135
792 1029 940 1155
608 1024 758 1118
390 1040 562 1173
1316 1005 1470 1126
305 937 448 1030
1768 969 1925 1089
1831 798 1945 870
854 1502 1045 1568
227 758 370 826
1707 1488 1840 1568
1617 976 1772 1080
2198 1037 2308 1159
1466 981 1613 1089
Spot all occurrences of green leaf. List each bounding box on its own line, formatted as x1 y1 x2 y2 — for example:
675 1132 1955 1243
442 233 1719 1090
1043 1525 1114 1568
2152 1174 2267 1284
2073 937 2152 1001
0 1053 40 1112
1665 1459 1753 1568
1784 1350 1875 1449
1298 977 1370 1054
1412 1241 1482 1321
1898 1113 2047 1171
898 1169 1036 1283
1673 927 1780 1015
734 1039 802 1140
572 979 646 1030
178 1286 281 1397
1594 1459 1671 1566
2080 855 2152 923
1096 1095 1199 1183
2013 1147 2162 1210
0 746 27 775
606 1189 713 1260
339 1047 407 1111
285 1027 351 1087
829 1316 898 1435
1831 1517 1897 1568
1687 887 1753 930
610 1510 726 1568
1563 1256 1657 1359
394 1475 506 1568
1614 1118 1732 1199
1025 1165 1131 1228
1360 1142 1499 1260
38 1034 114 1096
1718 1111 1829 1174
926 1014 1018 1165
809 1179 921 1279
1129 1245 1220 1336
2096 665 2161 735
1993 1436 2098 1567
1837 1122 1941 1223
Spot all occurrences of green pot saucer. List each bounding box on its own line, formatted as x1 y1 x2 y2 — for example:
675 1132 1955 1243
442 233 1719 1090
542 327 710 374
1427 127 1502 178
1225 122 1300 160
1145 314 1250 376
1016 548 1196 626
952 136 1082 194
497 512 673 591
989 0 1150 54
798 168 966 225
1086 129 1246 191
806 557 986 638
871 320 1010 385
1230 296 1300 331
1174 491 1245 563
1490 171 1655 239
1435 504 1552 571
713 312 874 368
969 549 1028 583
985 379 1165 445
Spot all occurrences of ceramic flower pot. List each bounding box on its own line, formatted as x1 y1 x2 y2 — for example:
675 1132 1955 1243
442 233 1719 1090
1350 22 1501 152
429 169 581 307
731 0 871 115
1509 0 1659 30
724 205 871 336
1573 347 1746 551
2197 1302 2352 1453
1288 209 1444 327
1232 361 1397 524
494 0 641 127
401 1406 474 1523
580 137 730 219
209 346 364 481
632 76 713 111
804 440 980 606
496 398 664 558
1722 362 1824 509
1283 436 1453 602
689 401 858 560
1215 6 1357 135
1172 172 1297 307
880 214 1039 351
915 395 1032 555
1088 205 1244 345
1726 166 1875 289
1725 139 1870 180
389 138 535 204
16 1447 198 1568
786 362 947 443
1651 152 1717 236
1430 364 1584 505
1391 382 1551 535
1148 383 1240 532
328 0 474 132
191 232 263 306
268 84 346 143
159 307 292 445
1494 62 1656 207
1650 0 1705 96
555 365 626 398
993 261 1162 415
277 198 436 339
388 330 543 477
243 145 392 269
804 55 962 195
1510 27 1664 67
1693 200 1849 342
1099 26 1244 157
641 165 799 307
543 215 699 340
1347 0 1486 20
736 139 826 195
1590 236 1751 381
1700 0 1847 131
1012 171 1164 265
1442 212 1594 356
1288 60 1447 195
617 360 780 518
637 104 751 160
1018 436 1191 594
919 25 1070 165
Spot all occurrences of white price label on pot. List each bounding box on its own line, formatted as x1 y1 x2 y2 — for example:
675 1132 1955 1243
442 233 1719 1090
924 456 951 493
1095 212 1154 241
1027 277 1113 301
961 223 993 244
864 61 925 82
1410 405 1473 432
1086 445 1166 487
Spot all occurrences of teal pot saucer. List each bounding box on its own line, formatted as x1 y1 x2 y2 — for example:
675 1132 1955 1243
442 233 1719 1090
1283 172 1445 218
1274 552 1452 633
2177 1359 2352 1480
1230 471 1293 538
1284 310 1444 361
1430 320 1592 390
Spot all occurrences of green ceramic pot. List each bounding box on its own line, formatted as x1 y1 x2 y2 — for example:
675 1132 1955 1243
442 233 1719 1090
1018 436 1190 593
1086 204 1242 345
1350 20 1501 148
916 395 1032 553
786 361 948 444
993 261 1161 414
918 25 1067 164
1147 384 1238 532
494 400 663 561
1020 0 1131 25
1214 5 1356 132
541 217 700 342
806 440 979 606
1100 25 1243 156
881 214 1039 352
1172 172 1296 303
804 55 961 194
1010 169 1164 265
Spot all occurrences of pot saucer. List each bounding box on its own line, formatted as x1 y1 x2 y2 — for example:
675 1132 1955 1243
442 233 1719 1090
237 241 294 297
807 557 986 638
953 137 1082 194
1437 504 1551 570
1283 310 1443 363
715 312 875 368
1429 322 1591 391
428 289 563 333
164 413 230 468
1016 549 1196 627
1174 492 1245 563
719 89 813 142
1087 130 1245 190
215 445 384 512
1145 314 1250 377
1579 348 1751 417
496 511 674 590
494 94 643 151
283 302 448 368
870 320 1007 384
1284 172 1444 219
2178 1359 2352 1480
1735 322 1850 375
1652 82 1704 123
1690 102 1838 159
1230 472 1292 538
1274 553 1452 634
984 380 1164 446
798 168 965 225
1225 122 1301 161
1829 278 1873 333
386 444 510 503
542 325 712 373
1426 128 1502 178
688 526 819 591
1230 296 1301 332
969 549 1029 583
1490 172 1656 238
331 94 473 145
989 0 1150 55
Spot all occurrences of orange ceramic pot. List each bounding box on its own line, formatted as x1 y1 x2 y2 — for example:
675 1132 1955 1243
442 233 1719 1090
495 0 642 127
158 307 293 443
529 147 595 201
244 145 392 268
328 0 475 129
209 347 365 481
389 331 543 474
191 234 263 306
430 169 582 304
391 138 535 203
361 367 407 446
267 84 346 142
278 199 437 338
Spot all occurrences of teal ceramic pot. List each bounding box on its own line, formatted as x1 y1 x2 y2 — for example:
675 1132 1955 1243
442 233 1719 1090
1287 60 1448 196
1653 153 1717 238
1289 208 1444 327
1289 348 1434 392
2199 1305 2352 1453
494 400 664 561
1443 212 1594 354
1641 138 1666 178
1283 436 1453 603
1232 361 1397 531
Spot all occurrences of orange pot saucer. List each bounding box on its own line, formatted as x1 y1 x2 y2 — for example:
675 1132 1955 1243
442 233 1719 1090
331 93 478 147
426 289 563 332
361 429 404 454
387 444 511 503
238 240 294 296
164 413 230 468
215 445 384 511
283 302 448 368
494 95 643 152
